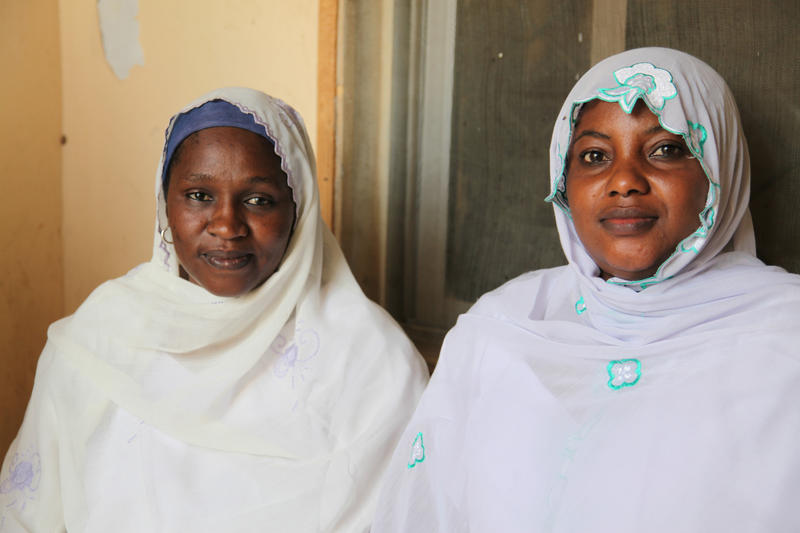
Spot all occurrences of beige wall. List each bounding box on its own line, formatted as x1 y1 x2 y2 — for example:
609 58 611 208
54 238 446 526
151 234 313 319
0 0 64 456
60 0 320 311
1 0 320 458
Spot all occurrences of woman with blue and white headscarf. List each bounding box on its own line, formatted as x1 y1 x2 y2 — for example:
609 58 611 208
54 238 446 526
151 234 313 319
372 48 800 532
0 88 428 532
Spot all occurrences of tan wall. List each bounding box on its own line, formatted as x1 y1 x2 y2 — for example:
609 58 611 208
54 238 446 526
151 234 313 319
60 0 320 312
0 1 64 456
0 0 320 458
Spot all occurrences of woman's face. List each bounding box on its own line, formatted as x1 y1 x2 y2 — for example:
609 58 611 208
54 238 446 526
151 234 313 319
166 126 296 297
565 100 708 281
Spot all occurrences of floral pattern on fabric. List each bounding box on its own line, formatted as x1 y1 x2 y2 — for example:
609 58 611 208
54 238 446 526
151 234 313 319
687 121 708 157
0 449 41 516
272 324 320 388
607 359 642 390
598 62 677 113
407 432 425 469
545 143 570 213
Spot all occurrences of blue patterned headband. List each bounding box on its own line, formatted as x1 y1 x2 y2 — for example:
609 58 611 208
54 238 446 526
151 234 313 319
162 99 273 188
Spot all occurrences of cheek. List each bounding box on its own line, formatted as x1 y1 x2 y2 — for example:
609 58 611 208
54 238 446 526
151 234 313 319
566 181 600 234
166 205 206 249
566 174 602 209
165 196 182 233
254 210 295 252
692 179 709 216
670 178 709 232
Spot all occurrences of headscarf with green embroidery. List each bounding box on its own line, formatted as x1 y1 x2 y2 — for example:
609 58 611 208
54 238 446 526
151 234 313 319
547 47 753 290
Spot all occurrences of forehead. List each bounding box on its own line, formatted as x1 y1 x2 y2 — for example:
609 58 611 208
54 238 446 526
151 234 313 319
179 126 274 154
172 126 285 175
171 127 290 190
573 99 664 133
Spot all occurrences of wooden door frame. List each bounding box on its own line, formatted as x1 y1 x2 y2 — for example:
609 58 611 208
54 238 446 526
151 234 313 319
317 0 338 230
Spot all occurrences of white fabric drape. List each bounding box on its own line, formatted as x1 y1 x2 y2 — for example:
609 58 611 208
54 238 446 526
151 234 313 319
371 48 800 533
0 88 428 532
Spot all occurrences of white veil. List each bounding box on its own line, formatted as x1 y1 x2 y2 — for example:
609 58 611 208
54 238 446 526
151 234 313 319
1 88 428 532
371 49 800 533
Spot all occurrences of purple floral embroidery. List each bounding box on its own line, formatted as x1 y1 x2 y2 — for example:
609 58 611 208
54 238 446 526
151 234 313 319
272 325 320 387
0 449 41 513
127 418 146 444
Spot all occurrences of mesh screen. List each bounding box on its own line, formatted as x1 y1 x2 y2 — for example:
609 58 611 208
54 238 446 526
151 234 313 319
446 0 593 301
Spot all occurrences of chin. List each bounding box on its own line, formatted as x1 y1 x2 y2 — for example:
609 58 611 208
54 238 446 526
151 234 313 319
599 250 667 281
187 272 254 298
600 260 660 281
201 284 251 298
197 273 275 298
183 262 276 297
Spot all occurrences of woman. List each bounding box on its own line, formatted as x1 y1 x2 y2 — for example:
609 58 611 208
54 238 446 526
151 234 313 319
0 88 428 532
372 48 800 532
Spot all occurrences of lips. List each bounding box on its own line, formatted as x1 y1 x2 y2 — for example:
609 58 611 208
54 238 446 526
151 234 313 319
201 250 254 270
599 206 657 235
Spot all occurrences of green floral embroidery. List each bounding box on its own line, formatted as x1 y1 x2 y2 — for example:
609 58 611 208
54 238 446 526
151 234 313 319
607 359 641 390
407 432 425 469
598 62 677 114
575 296 587 315
687 121 707 157
545 143 569 212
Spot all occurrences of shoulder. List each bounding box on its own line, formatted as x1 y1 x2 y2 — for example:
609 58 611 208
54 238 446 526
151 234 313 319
68 263 154 318
433 266 571 380
708 252 800 288
44 263 156 364
315 276 429 391
468 265 572 321
705 253 800 312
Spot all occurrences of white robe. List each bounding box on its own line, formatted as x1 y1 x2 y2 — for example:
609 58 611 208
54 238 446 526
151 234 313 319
372 48 800 532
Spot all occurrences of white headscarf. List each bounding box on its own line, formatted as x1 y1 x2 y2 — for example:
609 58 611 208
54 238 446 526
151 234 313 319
548 48 755 288
372 48 800 533
0 88 428 532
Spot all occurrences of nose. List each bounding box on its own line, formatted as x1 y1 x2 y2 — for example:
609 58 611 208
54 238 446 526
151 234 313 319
207 201 247 239
606 157 650 197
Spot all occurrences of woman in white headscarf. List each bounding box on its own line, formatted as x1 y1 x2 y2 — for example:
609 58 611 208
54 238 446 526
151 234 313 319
0 88 428 532
371 48 800 532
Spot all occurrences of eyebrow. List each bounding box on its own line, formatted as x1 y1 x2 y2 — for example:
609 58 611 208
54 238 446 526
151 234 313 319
573 130 610 141
185 173 214 183
184 173 285 185
247 175 285 186
573 124 667 142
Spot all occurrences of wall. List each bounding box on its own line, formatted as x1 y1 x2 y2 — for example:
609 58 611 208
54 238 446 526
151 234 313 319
59 0 320 312
0 0 320 458
0 0 64 456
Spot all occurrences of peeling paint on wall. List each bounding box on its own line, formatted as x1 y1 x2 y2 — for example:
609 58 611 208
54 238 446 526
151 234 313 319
97 0 144 80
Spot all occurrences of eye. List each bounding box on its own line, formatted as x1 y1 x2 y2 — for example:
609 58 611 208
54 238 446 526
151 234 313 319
186 191 212 202
650 142 687 159
244 195 276 207
579 150 609 164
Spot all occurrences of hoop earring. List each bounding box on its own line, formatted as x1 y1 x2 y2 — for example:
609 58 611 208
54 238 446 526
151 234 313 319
160 226 174 245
